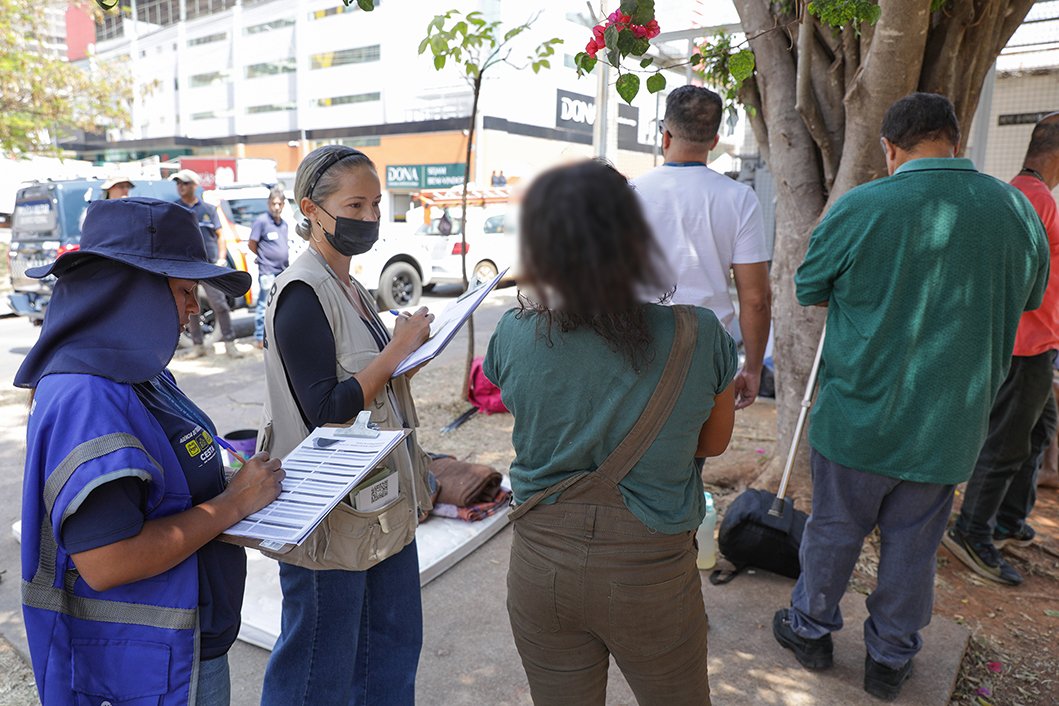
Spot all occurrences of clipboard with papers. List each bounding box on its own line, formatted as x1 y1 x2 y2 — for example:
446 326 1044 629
221 420 410 553
391 267 508 377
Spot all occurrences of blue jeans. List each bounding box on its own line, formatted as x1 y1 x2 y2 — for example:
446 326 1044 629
789 449 954 669
196 654 231 706
255 273 277 341
955 351 1058 542
261 540 423 705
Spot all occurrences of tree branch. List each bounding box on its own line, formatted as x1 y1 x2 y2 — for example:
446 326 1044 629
920 0 976 95
833 0 931 201
811 17 845 148
735 0 824 207
999 0 1036 47
738 76 770 164
840 25 860 92
796 21 838 188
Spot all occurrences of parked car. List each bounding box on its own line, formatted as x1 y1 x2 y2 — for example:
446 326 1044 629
356 223 435 309
207 184 432 310
7 179 252 324
415 206 518 286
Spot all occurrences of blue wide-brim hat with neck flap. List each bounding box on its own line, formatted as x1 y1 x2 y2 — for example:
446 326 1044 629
14 198 252 388
26 197 251 296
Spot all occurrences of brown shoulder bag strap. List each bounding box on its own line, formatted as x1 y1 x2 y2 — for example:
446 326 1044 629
509 305 699 520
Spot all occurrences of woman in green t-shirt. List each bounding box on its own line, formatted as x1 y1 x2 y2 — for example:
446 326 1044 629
483 160 737 705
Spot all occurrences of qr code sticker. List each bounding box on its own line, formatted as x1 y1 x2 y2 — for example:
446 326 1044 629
371 480 388 504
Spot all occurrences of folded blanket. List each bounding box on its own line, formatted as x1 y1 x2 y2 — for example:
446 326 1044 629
429 455 502 507
432 488 512 522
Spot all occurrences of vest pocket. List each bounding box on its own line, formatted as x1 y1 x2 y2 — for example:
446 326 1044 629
311 492 416 570
71 638 170 705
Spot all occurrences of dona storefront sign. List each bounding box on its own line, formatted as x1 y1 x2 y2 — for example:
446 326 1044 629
555 89 640 150
386 163 466 190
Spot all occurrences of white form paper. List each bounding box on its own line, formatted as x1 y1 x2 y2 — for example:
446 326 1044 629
223 426 409 548
392 267 508 377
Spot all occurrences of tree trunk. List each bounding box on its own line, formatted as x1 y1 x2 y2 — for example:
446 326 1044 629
735 0 826 503
732 0 1035 504
459 76 482 403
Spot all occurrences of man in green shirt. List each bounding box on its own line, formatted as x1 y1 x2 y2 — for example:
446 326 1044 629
772 93 1049 702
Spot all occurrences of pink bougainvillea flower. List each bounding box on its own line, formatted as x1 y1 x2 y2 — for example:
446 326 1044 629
646 19 660 38
976 687 992 697
586 38 600 57
593 24 605 40
986 661 1002 673
631 24 648 39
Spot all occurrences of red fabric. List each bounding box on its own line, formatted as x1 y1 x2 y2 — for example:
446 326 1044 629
1012 175 1059 357
467 356 508 414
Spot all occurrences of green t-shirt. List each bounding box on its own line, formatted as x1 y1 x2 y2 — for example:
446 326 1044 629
796 158 1049 485
483 304 737 534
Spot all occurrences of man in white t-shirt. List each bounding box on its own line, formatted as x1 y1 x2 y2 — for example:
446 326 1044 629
634 85 772 409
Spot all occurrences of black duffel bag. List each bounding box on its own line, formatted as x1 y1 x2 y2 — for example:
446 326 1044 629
709 488 808 585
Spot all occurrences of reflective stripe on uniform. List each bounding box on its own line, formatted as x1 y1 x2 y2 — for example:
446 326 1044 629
26 432 195 633
43 433 162 514
21 582 197 630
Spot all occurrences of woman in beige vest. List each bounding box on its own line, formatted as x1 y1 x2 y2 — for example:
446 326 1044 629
258 146 435 705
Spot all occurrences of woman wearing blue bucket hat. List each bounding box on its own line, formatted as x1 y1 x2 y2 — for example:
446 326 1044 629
15 197 286 706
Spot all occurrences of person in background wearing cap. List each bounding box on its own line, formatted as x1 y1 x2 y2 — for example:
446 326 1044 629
101 175 134 199
172 168 243 359
15 197 285 705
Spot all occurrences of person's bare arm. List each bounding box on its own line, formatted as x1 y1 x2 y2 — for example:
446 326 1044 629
215 228 228 263
731 262 771 410
247 239 259 255
697 384 736 457
352 308 433 403
71 453 283 592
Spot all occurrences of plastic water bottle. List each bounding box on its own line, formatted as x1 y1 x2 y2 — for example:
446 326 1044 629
696 491 717 570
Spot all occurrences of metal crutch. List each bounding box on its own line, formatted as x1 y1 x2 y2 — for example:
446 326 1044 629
769 324 827 517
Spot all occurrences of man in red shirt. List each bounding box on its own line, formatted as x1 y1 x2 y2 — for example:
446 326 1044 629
945 113 1059 586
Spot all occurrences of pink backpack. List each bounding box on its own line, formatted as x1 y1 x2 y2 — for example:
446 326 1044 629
467 357 508 414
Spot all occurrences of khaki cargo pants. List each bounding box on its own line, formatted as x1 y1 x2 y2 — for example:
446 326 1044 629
506 474 711 706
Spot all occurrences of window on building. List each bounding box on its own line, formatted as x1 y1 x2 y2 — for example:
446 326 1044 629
315 92 381 108
564 53 577 69
309 0 379 21
188 32 227 46
244 17 295 35
317 136 382 148
247 104 295 114
192 111 218 120
190 71 227 87
310 45 380 70
245 59 297 79
185 0 238 21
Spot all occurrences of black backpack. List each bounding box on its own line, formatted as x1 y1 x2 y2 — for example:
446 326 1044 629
709 488 808 585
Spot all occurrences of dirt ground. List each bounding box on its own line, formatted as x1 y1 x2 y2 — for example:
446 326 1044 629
412 366 1059 706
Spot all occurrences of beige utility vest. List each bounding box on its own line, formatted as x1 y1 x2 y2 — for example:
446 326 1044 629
257 247 432 571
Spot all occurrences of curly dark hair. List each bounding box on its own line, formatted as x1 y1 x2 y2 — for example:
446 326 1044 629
517 159 670 368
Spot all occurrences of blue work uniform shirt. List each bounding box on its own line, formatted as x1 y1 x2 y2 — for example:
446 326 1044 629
249 212 290 275
178 199 223 262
